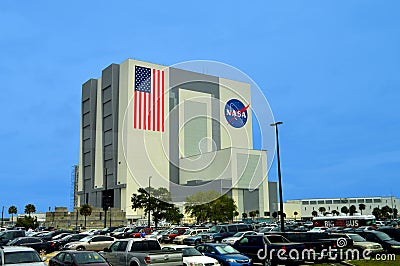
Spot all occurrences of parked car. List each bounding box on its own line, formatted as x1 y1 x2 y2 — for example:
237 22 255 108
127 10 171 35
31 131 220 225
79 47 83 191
183 232 208 246
356 230 400 254
0 246 47 266
144 230 168 242
38 230 74 241
6 236 57 255
49 250 110 266
0 230 26 245
100 226 120 235
345 233 384 254
162 227 189 243
101 238 183 266
201 224 254 243
257 227 274 234
195 243 252 266
173 228 208 244
63 235 115 251
49 233 90 251
309 227 328 232
162 245 220 266
377 226 400 242
233 234 305 265
110 227 132 238
221 231 257 245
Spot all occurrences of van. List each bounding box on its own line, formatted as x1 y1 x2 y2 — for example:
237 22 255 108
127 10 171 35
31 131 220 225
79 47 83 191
201 223 253 243
0 230 26 244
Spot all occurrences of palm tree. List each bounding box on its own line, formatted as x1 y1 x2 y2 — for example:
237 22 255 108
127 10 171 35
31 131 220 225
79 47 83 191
358 204 366 215
249 211 256 220
24 204 36 217
293 211 298 221
242 213 248 220
312 211 318 217
255 210 260 218
372 207 382 219
318 207 326 215
272 212 278 220
341 206 349 215
234 211 239 221
79 204 93 227
8 206 17 225
349 205 357 216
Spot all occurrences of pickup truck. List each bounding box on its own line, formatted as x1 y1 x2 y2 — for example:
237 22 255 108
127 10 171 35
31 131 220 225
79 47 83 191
232 234 305 266
100 238 183 266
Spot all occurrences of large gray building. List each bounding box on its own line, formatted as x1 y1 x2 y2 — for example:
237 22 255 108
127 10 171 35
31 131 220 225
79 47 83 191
78 59 277 222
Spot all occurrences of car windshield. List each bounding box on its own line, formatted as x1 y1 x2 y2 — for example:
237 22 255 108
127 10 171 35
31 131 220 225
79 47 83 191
114 228 124 232
349 234 366 242
182 247 202 257
171 230 179 234
215 245 240 254
6 238 20 245
208 226 221 233
183 230 192 235
60 234 74 241
3 251 42 263
73 252 107 263
232 232 244 237
375 232 393 241
79 236 93 242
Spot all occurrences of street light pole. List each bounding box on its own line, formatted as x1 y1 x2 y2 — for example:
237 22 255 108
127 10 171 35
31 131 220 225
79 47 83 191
148 176 152 228
1 206 4 227
271 121 285 232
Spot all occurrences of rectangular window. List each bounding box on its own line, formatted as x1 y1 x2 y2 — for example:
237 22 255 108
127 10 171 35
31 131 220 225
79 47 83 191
333 200 341 204
357 199 365 203
302 201 309 205
325 200 333 204
318 200 324 204
350 200 357 203
374 199 382 203
310 201 316 205
366 199 373 203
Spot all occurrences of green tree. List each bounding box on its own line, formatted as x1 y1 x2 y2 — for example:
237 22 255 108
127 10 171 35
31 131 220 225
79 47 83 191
184 191 237 224
24 204 36 217
132 187 181 228
318 207 326 215
381 205 392 218
242 213 248 220
349 205 357 216
372 207 382 219
15 216 38 230
249 211 256 220
311 211 318 217
393 208 398 219
358 204 366 215
332 210 339 216
8 206 17 225
293 211 298 220
79 204 93 227
255 210 260 217
341 206 349 215
272 212 278 220
234 211 239 221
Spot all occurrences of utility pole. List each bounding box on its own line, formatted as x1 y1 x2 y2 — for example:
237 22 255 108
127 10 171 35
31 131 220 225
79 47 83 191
104 168 108 228
1 206 4 227
271 121 285 232
148 176 152 228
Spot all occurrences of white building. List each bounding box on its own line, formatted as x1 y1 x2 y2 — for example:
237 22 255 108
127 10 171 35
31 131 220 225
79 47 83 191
78 59 276 222
284 196 399 219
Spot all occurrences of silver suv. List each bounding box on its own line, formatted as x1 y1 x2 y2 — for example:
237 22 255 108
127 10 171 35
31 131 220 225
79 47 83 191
0 246 46 266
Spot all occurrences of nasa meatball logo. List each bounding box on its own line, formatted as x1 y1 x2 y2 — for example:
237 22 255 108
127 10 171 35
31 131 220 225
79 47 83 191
225 99 250 128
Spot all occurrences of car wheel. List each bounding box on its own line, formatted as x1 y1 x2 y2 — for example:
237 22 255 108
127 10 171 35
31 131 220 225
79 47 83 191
76 246 85 251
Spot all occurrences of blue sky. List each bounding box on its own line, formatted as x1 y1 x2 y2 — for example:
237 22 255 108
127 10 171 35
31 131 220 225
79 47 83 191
1 0 399 215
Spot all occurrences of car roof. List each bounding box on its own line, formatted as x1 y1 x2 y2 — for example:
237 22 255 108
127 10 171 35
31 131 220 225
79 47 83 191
1 246 37 252
58 250 98 254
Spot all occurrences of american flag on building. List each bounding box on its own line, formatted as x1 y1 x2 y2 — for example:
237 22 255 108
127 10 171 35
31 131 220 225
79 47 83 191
134 65 165 132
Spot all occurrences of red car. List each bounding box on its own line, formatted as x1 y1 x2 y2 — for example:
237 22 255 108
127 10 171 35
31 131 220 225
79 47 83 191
130 227 153 238
161 227 189 243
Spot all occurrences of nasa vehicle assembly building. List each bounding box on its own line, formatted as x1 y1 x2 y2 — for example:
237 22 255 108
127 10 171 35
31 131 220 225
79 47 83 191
78 59 278 221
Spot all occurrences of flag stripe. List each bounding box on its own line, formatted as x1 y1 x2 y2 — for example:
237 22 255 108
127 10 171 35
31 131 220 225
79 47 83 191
152 69 156 131
134 65 164 132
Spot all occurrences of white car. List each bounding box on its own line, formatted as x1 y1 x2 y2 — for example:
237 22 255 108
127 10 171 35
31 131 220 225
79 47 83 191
144 230 168 241
162 246 219 266
309 227 328 232
63 235 115 251
173 228 208 244
221 231 257 245
0 246 47 266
